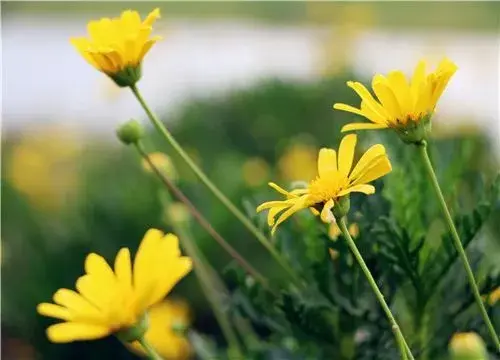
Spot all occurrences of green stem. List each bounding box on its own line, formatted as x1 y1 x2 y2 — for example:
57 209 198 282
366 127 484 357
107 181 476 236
338 217 415 360
129 84 301 287
134 142 271 290
417 141 500 351
162 191 244 358
138 336 163 360
395 327 408 360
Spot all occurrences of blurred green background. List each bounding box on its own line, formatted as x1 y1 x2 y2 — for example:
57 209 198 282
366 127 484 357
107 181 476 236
2 1 500 359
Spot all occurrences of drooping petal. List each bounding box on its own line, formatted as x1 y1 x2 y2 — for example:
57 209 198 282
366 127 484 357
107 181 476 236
337 134 357 177
46 322 110 343
320 199 335 223
271 197 307 235
317 148 337 178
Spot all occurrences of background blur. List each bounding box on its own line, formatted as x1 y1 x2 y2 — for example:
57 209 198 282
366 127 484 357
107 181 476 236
2 1 500 359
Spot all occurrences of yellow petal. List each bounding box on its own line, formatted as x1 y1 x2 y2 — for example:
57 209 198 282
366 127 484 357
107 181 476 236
114 248 132 296
430 58 457 109
70 38 99 69
372 75 402 122
146 257 193 308
341 122 388 132
257 200 292 212
410 60 426 104
134 229 164 297
271 198 306 235
320 199 335 223
46 322 110 343
349 144 386 181
346 81 387 120
337 184 375 197
338 134 357 177
351 156 392 186
37 303 72 321
387 71 412 115
85 253 116 285
267 204 290 226
317 148 337 178
53 289 102 320
137 37 160 64
268 182 292 196
143 8 161 27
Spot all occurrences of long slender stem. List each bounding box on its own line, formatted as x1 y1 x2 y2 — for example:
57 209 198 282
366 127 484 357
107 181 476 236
138 336 163 360
129 84 301 287
338 217 415 360
417 141 500 351
134 142 270 289
163 191 244 358
395 327 408 360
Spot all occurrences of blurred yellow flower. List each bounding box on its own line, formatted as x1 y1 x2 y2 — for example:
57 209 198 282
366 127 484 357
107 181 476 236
278 143 318 182
334 58 457 137
166 202 190 225
486 287 500 306
449 332 488 360
329 222 359 240
37 229 192 343
129 301 191 359
7 126 81 212
257 134 391 234
242 157 270 187
142 152 177 181
71 8 161 86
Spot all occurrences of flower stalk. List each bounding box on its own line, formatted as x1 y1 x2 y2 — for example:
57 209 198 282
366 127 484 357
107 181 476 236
129 84 301 286
417 140 500 351
134 141 270 290
138 336 163 360
338 217 415 360
162 190 244 358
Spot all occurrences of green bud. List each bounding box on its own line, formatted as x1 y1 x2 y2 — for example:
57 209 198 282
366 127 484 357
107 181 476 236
116 119 144 145
393 113 432 145
333 196 350 219
109 65 142 88
116 314 149 343
449 332 488 360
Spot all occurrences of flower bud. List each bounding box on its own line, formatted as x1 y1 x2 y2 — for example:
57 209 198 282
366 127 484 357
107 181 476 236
116 120 144 145
449 332 488 360
394 114 432 145
333 196 350 219
116 314 149 343
109 65 142 88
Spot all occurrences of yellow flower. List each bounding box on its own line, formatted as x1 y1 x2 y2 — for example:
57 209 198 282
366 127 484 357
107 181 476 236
128 301 191 359
242 157 270 187
142 152 178 181
449 332 488 360
486 287 500 306
257 134 391 234
37 229 192 343
278 143 318 182
71 8 161 86
334 58 457 142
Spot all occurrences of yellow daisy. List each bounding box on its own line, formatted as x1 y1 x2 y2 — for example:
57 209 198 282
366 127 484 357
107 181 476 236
37 229 192 343
257 134 391 234
71 8 162 86
128 301 191 359
333 58 457 143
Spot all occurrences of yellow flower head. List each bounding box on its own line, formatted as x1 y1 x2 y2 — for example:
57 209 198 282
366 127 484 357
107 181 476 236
37 229 192 343
449 332 488 360
257 134 391 234
71 8 161 86
334 58 457 143
128 301 191 359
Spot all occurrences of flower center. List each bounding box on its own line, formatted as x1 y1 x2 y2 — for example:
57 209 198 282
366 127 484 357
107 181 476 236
307 174 349 206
